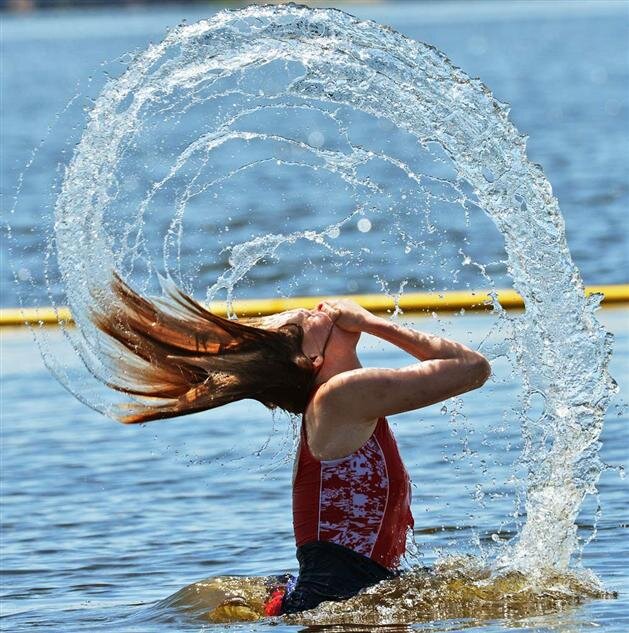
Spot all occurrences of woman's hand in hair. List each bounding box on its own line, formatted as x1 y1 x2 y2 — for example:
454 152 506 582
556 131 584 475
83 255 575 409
317 299 374 333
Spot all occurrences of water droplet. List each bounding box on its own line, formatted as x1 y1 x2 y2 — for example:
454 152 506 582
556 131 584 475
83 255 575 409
357 218 372 233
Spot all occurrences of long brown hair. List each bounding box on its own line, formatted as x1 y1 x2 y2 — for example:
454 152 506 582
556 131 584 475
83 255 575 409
90 272 316 424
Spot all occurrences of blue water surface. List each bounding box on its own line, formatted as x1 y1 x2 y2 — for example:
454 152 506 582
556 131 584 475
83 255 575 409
1 1 628 631
1 0 628 305
1 309 628 631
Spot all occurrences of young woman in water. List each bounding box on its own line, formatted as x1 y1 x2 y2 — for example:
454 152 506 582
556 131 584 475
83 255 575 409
92 273 491 616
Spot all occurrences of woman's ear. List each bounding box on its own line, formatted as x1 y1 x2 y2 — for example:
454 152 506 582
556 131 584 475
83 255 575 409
311 355 324 371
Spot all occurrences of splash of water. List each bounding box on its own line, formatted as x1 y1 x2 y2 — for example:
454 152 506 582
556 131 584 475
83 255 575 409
13 1 616 606
152 561 613 627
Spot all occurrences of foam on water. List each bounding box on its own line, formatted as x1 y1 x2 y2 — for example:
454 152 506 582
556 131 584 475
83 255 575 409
151 558 613 626
9 3 617 623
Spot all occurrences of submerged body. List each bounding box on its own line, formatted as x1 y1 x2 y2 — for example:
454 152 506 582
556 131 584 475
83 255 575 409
164 559 613 625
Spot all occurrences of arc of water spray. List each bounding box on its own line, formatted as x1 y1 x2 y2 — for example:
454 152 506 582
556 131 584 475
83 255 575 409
47 4 615 571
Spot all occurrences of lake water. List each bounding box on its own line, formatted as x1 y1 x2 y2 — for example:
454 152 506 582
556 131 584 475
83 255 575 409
1 309 628 632
2 0 628 305
1 1 628 631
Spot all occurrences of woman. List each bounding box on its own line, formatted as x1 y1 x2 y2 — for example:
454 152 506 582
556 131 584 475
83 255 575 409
92 273 491 616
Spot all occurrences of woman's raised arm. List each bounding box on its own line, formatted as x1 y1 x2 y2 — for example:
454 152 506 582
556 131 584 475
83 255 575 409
317 300 491 423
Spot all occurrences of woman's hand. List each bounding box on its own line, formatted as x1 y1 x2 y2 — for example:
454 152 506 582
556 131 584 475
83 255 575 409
317 299 374 333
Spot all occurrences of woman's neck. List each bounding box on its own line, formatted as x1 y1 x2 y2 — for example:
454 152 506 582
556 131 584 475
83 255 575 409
314 349 361 385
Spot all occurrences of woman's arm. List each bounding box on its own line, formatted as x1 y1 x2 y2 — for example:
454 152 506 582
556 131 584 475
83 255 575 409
317 300 491 423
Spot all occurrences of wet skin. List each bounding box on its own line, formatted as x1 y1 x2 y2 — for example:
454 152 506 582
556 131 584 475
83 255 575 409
276 301 490 461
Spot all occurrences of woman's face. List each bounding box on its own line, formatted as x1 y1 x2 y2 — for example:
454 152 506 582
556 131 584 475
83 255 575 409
280 308 335 363
253 307 357 372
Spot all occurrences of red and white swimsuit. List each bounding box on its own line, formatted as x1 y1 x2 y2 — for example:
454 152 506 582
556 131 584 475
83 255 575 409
292 416 414 570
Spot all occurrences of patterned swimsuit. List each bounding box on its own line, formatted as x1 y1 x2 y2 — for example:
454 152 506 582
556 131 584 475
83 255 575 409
281 402 414 614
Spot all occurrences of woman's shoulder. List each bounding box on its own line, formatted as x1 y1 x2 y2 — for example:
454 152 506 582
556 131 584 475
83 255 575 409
309 369 396 426
304 381 381 461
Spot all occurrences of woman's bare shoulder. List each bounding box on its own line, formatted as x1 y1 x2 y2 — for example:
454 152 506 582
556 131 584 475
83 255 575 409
312 367 400 424
305 382 380 460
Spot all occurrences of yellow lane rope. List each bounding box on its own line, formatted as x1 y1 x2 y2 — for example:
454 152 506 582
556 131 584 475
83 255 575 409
1 284 627 327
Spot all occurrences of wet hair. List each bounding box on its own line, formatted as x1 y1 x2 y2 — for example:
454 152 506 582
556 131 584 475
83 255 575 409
90 272 316 424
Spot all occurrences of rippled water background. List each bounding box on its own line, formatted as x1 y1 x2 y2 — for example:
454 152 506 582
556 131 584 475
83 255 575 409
2 311 628 632
2 0 628 304
1 1 628 631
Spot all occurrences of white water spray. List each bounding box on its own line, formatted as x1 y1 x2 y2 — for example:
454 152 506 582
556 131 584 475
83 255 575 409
15 4 616 575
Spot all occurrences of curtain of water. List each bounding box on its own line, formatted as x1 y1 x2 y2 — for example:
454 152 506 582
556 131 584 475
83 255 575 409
24 4 616 575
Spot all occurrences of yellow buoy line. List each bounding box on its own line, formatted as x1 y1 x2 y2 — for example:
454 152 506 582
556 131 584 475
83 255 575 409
1 284 627 328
